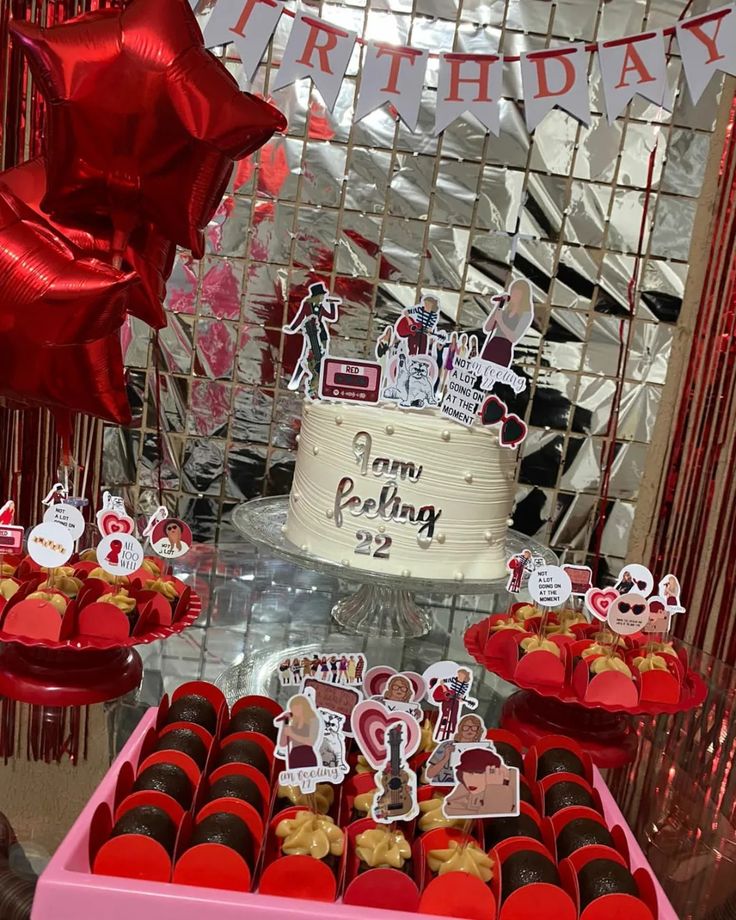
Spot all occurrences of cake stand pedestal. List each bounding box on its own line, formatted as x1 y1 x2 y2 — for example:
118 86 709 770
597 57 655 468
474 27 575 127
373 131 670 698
232 496 554 638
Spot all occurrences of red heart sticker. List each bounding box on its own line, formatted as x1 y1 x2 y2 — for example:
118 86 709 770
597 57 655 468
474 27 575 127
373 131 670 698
584 586 619 622
352 700 421 770
97 509 135 537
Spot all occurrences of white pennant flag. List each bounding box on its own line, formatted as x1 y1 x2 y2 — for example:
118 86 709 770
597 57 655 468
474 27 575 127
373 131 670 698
520 44 590 132
598 31 671 123
677 4 736 104
355 42 428 131
272 9 356 110
435 53 502 135
204 0 284 83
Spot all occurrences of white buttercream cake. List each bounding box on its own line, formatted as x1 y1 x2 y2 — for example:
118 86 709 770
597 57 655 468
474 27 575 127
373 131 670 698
284 400 514 581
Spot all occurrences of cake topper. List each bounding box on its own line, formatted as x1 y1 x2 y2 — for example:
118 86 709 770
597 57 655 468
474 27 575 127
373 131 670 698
278 652 367 687
96 532 144 577
96 491 135 538
422 660 479 743
43 501 85 540
319 357 382 404
141 505 169 539
505 548 541 594
284 281 341 395
149 517 192 559
528 564 573 608
274 689 349 793
562 564 593 596
425 711 487 785
0 500 22 553
364 666 426 720
41 482 67 507
475 280 533 394
301 676 363 736
440 743 520 819
0 499 15 525
26 522 73 568
479 393 528 448
613 563 654 597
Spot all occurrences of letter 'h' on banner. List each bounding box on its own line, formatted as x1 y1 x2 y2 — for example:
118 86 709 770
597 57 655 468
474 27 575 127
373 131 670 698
435 53 502 135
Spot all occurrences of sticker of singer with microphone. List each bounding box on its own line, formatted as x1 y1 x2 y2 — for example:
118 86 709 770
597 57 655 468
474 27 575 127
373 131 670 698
274 690 349 793
283 281 341 396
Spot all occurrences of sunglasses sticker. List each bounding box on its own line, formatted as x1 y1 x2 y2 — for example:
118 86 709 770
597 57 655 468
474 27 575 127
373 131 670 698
607 592 650 635
149 517 193 559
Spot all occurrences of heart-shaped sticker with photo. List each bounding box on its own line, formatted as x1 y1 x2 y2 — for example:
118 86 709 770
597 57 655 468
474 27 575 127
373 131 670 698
363 666 426 702
352 700 421 770
584 586 619 622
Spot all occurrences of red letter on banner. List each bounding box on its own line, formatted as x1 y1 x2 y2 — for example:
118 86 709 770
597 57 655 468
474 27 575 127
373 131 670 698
376 46 423 94
679 11 727 64
531 51 576 98
614 38 657 88
445 55 498 102
230 0 278 38
296 17 346 74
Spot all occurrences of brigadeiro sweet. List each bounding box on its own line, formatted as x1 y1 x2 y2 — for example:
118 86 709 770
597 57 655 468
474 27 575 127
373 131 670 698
484 813 542 849
165 694 218 734
155 727 208 769
519 778 535 807
355 826 412 875
132 763 193 809
544 781 595 815
578 858 639 908
111 805 177 855
209 774 264 814
500 850 560 901
215 739 270 777
493 741 524 773
227 705 278 742
536 747 586 780
189 812 255 869
556 818 614 859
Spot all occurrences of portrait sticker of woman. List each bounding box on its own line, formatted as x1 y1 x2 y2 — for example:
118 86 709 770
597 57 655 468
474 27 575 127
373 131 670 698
479 280 534 368
150 518 193 559
442 745 520 819
275 691 349 793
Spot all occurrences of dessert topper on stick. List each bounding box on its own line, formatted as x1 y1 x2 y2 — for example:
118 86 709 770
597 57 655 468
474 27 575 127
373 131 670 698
441 743 520 820
278 652 367 688
422 661 478 744
96 491 135 538
283 281 341 396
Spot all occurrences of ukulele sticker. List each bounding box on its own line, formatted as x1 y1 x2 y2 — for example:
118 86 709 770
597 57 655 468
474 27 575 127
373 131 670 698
422 661 479 743
440 742 520 820
274 689 350 793
373 723 419 824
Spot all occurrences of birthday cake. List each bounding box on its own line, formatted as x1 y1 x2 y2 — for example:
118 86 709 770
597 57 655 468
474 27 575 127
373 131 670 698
284 400 514 580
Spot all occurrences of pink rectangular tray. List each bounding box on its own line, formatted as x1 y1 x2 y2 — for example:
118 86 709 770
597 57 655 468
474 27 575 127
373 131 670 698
32 708 679 920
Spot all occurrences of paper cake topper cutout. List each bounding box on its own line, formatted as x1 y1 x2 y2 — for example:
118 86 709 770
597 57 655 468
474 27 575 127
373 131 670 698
563 564 593 596
607 592 649 636
614 563 654 597
479 394 528 448
0 499 15 525
96 532 144 577
528 564 572 608
319 357 382 404
274 689 349 793
278 652 367 688
142 505 169 539
283 281 341 395
440 743 520 820
41 482 67 507
425 712 487 785
302 677 363 736
149 517 192 560
364 666 426 720
584 586 618 622
26 522 73 568
352 699 422 769
96 491 135 538
505 548 542 594
644 573 685 634
372 722 419 824
475 280 534 392
43 502 85 540
422 661 478 743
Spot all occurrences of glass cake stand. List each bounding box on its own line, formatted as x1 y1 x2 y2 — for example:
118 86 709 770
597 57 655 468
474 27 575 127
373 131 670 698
232 495 555 638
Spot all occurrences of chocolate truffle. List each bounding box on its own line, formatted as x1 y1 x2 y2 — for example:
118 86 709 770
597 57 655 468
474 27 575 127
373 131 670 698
227 705 278 742
544 781 594 815
519 779 535 807
111 805 177 855
557 818 614 860
166 694 218 734
536 747 585 779
190 812 255 869
501 850 560 901
209 773 264 813
485 813 542 849
216 738 270 777
578 858 638 908
133 763 193 809
155 727 208 769
494 741 524 772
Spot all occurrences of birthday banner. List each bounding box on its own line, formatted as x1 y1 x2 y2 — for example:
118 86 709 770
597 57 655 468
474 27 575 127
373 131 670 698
203 1 736 134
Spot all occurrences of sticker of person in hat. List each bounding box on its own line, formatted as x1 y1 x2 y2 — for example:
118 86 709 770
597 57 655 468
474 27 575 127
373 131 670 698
284 281 341 394
394 294 447 358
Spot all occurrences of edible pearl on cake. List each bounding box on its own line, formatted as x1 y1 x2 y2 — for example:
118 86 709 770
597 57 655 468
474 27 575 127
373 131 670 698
378 525 386 533
295 434 300 443
441 430 451 441
280 525 287 534
417 534 433 548
437 533 446 544
484 530 493 542
326 509 334 519
464 472 473 483
313 446 319 455
341 559 349 566
301 544 308 552
335 416 343 425
454 572 464 582
385 424 394 435
401 569 411 577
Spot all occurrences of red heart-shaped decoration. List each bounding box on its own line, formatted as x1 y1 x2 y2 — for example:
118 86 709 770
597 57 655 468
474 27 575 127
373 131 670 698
585 587 619 622
352 700 421 769
98 510 134 536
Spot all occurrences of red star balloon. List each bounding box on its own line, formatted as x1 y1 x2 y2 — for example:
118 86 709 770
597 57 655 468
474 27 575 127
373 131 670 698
10 0 287 259
0 185 133 424
1 158 173 330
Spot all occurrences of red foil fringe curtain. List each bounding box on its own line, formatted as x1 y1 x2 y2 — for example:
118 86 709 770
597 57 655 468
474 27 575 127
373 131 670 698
650 100 736 663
